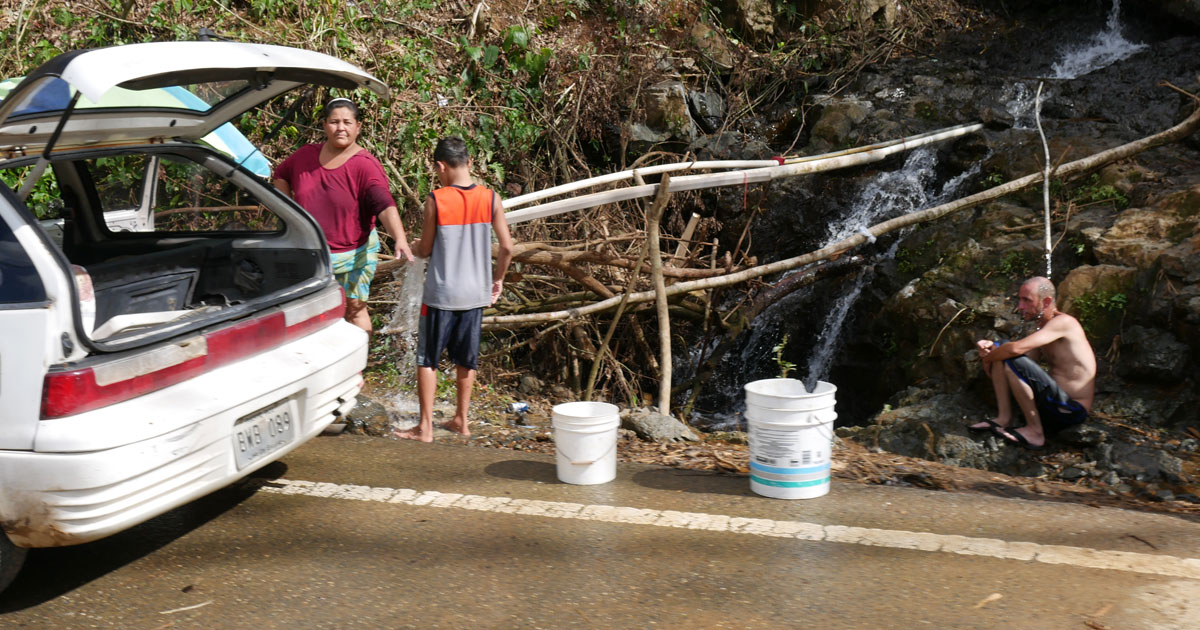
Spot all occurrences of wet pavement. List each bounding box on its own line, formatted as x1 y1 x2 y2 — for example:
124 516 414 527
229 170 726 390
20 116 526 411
2 434 1199 629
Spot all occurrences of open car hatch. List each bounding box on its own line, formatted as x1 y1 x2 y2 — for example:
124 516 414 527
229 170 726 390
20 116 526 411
0 41 389 156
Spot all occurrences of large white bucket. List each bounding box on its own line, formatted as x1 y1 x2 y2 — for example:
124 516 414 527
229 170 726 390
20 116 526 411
744 379 837 500
744 378 836 411
552 402 620 485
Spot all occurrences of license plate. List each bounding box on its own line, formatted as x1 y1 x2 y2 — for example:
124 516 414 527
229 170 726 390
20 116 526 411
233 399 297 470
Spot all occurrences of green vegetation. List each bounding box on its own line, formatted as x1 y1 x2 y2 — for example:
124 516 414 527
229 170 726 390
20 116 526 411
1056 174 1130 211
1071 289 1128 335
997 250 1034 279
772 333 796 379
0 167 61 219
1067 233 1089 256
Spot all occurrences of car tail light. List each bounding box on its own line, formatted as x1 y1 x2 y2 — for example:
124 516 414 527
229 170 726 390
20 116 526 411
40 288 347 419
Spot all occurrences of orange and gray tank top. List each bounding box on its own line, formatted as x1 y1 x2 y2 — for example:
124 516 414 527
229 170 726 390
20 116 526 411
423 184 495 310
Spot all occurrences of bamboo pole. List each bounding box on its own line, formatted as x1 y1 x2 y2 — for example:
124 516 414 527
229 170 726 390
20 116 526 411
503 122 984 224
673 212 701 261
502 123 984 210
503 160 783 209
646 173 673 415
484 105 1200 326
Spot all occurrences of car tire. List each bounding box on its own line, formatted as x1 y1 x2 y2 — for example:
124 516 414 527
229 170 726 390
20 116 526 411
0 532 28 594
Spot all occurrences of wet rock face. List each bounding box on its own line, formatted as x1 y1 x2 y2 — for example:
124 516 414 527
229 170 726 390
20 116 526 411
1148 0 1200 27
1117 326 1191 383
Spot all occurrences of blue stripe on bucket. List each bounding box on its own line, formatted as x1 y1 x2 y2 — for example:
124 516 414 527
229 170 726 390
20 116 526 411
751 475 831 489
749 461 831 475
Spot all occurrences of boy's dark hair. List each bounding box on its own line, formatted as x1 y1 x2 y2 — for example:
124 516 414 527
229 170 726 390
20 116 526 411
433 136 470 167
323 97 359 121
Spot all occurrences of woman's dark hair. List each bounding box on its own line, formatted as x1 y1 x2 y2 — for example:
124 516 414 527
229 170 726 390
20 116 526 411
323 97 359 121
433 136 470 167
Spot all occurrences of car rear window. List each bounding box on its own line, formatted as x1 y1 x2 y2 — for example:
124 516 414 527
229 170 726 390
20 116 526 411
0 206 47 304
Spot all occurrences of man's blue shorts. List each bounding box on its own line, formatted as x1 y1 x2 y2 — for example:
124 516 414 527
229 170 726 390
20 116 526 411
1002 354 1088 433
416 304 482 370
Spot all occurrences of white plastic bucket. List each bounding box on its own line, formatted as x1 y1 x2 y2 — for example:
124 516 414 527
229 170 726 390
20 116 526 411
743 378 836 411
744 379 837 499
552 402 620 485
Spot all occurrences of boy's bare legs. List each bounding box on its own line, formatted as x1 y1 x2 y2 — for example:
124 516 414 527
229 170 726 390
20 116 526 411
440 365 475 436
394 366 437 442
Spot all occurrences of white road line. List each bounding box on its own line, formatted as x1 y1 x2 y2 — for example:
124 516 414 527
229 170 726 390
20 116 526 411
255 478 1200 580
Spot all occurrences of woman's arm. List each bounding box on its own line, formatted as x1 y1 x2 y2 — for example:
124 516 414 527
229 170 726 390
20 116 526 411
376 206 413 262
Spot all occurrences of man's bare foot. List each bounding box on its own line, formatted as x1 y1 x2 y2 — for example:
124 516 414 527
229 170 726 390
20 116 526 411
393 428 433 443
967 418 1008 432
439 419 470 436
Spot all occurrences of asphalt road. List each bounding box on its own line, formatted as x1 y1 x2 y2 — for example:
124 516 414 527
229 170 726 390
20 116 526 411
2 435 1198 629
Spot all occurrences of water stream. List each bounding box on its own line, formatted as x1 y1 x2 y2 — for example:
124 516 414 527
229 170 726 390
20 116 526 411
380 259 427 417
689 147 981 428
1047 0 1146 80
798 149 981 391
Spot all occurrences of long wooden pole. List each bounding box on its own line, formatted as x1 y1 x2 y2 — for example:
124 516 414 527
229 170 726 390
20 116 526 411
504 123 984 224
646 174 673 415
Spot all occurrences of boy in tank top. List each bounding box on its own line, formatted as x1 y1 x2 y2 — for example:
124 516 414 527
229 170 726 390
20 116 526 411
395 137 514 442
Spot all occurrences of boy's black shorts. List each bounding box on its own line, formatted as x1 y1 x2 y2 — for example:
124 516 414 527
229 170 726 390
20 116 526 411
416 304 482 370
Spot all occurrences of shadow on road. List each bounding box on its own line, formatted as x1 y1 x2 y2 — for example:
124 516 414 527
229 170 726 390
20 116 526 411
0 462 287 613
483 459 560 483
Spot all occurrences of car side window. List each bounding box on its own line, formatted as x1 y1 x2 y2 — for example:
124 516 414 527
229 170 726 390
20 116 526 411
85 154 282 234
151 155 283 233
0 211 47 304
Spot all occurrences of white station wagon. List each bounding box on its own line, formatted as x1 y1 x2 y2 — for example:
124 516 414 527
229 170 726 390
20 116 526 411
0 41 387 591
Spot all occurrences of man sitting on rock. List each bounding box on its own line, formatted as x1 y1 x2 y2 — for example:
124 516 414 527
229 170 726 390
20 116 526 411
968 276 1097 450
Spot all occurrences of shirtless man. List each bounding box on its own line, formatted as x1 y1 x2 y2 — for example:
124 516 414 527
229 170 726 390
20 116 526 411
968 276 1097 449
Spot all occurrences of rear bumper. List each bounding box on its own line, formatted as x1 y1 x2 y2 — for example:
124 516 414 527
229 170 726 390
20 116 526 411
0 321 367 547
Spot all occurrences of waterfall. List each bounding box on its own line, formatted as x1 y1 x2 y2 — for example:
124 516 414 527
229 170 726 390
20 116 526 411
1048 0 1146 80
800 148 982 390
689 146 981 428
1004 82 1037 130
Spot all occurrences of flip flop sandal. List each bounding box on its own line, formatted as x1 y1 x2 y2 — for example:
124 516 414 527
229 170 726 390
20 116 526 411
1000 428 1045 451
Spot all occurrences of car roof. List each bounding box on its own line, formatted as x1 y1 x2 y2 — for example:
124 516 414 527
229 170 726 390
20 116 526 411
0 41 388 157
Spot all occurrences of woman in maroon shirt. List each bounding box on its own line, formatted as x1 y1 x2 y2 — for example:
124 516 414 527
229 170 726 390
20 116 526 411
273 98 413 334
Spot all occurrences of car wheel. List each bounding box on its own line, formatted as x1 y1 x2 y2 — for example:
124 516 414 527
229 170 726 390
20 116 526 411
0 532 28 594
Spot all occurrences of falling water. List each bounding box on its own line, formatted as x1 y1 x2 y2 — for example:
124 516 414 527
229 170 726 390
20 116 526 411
1004 82 1038 130
380 259 427 414
1047 0 1146 80
687 146 981 428
802 252 877 392
800 148 981 390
